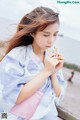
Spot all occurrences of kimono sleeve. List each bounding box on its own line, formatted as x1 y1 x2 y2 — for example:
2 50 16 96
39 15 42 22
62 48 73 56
54 69 67 106
0 47 27 110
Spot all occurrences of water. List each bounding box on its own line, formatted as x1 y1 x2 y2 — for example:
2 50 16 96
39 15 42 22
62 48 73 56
55 36 80 66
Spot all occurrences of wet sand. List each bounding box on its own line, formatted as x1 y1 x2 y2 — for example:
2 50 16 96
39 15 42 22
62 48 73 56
60 67 80 119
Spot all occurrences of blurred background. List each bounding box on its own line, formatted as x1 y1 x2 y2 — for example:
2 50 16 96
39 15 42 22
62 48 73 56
0 0 80 119
0 0 80 66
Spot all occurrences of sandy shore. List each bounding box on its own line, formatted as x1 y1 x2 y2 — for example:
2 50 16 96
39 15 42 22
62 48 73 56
61 67 80 118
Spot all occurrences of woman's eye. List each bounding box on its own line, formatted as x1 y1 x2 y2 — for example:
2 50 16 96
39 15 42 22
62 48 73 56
54 34 58 36
43 34 49 37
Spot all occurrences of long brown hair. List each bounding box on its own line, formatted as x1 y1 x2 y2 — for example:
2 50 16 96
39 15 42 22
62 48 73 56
4 6 59 56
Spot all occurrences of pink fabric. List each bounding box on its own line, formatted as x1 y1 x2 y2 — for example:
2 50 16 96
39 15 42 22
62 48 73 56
10 91 44 120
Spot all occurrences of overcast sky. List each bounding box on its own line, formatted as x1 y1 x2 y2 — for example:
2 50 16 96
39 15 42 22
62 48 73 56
0 0 80 41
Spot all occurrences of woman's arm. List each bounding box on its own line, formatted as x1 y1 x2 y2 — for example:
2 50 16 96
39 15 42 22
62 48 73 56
16 69 50 104
51 69 67 106
51 53 64 97
51 73 61 97
16 53 60 104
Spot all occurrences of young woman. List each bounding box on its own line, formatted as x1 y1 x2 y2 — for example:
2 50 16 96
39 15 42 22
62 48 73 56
0 6 67 120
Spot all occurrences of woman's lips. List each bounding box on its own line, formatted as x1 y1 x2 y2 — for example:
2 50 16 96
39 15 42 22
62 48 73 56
46 45 52 47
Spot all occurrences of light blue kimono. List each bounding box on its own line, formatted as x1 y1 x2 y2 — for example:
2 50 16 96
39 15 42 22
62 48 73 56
0 45 67 120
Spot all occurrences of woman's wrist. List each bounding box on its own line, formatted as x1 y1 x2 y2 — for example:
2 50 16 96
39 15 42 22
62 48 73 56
51 73 57 78
42 69 51 77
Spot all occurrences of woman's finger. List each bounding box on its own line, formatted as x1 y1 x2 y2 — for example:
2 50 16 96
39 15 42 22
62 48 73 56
57 56 64 60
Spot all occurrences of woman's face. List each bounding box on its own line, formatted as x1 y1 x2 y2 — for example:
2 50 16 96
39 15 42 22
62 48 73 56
32 22 59 50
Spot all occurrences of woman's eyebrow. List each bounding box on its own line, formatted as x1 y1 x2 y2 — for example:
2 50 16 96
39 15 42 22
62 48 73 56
43 31 50 34
55 31 59 33
43 31 59 34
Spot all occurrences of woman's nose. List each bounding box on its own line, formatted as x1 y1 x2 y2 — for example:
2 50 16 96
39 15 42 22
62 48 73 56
48 37 54 44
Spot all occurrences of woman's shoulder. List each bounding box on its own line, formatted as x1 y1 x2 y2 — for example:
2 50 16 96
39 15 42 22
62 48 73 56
6 46 27 63
8 46 27 56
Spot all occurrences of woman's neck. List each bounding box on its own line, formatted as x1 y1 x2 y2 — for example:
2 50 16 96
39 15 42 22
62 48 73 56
32 43 45 63
32 43 44 55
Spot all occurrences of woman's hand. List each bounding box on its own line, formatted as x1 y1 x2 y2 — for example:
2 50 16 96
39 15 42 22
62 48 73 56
53 53 64 73
44 52 64 76
49 53 64 97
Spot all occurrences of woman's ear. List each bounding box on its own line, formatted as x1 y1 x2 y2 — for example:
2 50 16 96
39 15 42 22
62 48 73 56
30 33 34 38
